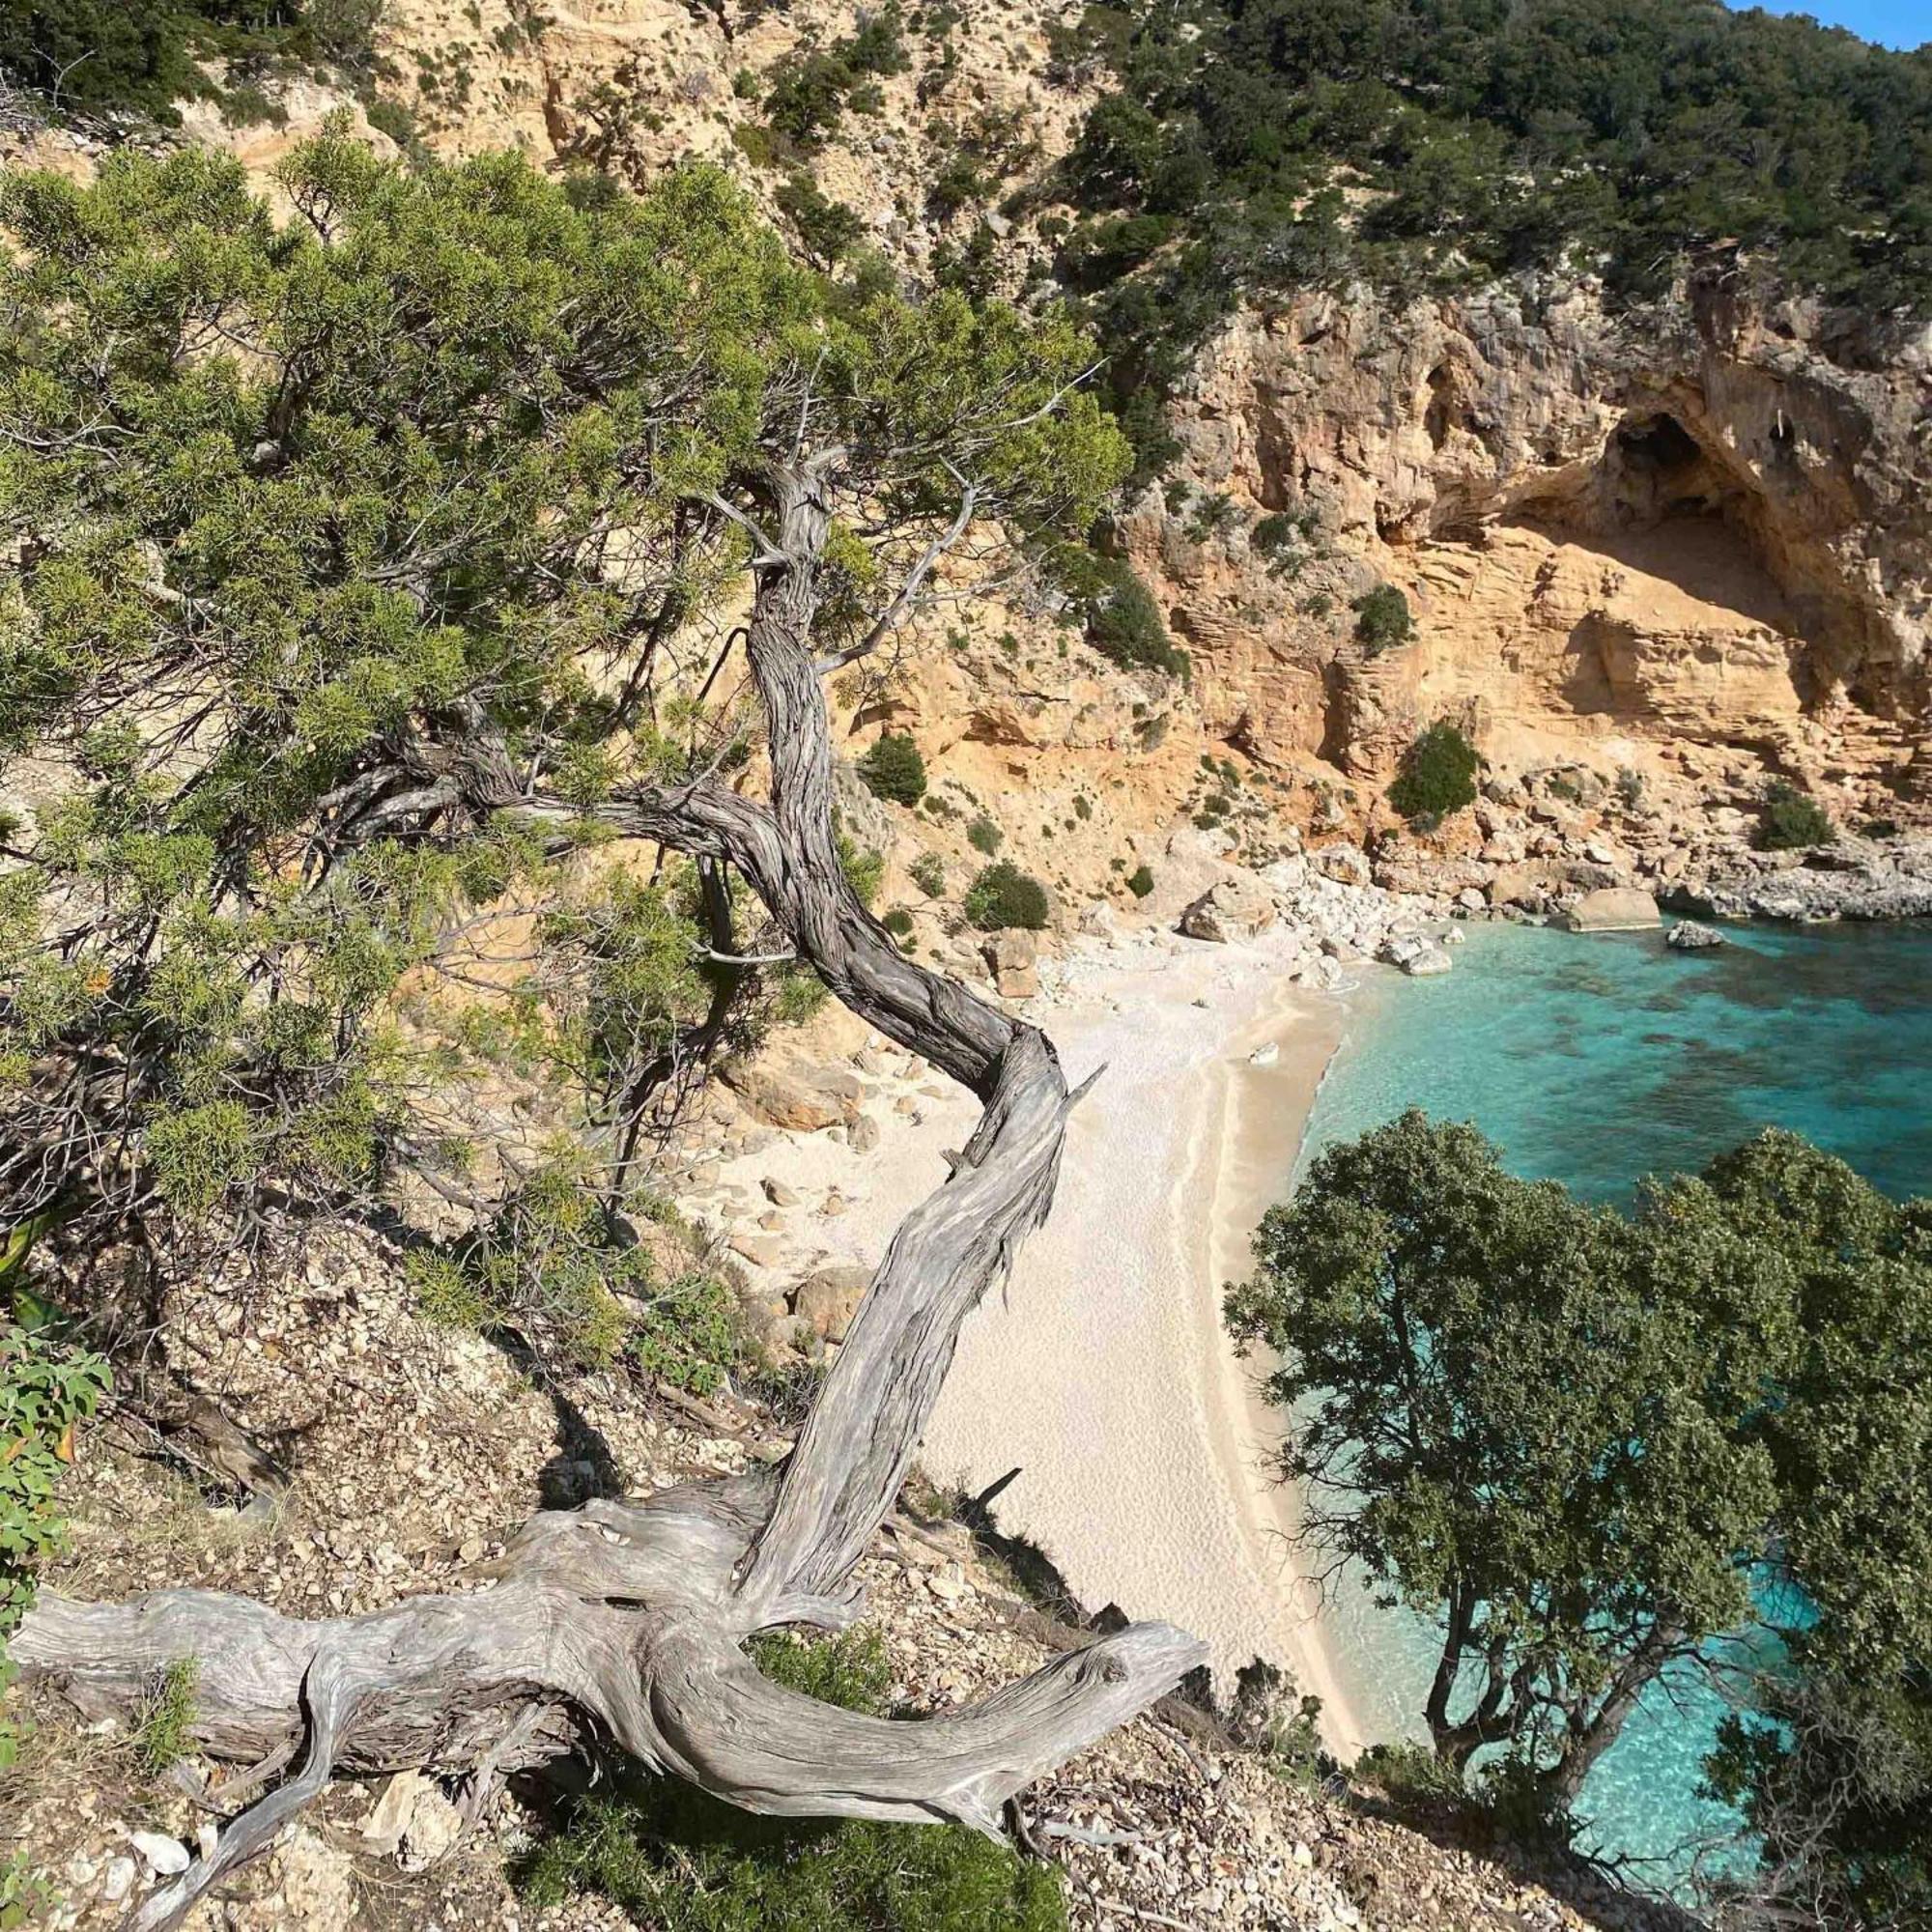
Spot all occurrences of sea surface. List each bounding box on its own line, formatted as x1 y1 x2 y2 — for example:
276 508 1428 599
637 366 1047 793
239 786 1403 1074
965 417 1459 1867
1286 916 1932 1884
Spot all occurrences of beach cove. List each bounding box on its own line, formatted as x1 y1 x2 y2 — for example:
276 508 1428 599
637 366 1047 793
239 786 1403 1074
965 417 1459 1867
711 908 1932 1878
706 925 1376 1756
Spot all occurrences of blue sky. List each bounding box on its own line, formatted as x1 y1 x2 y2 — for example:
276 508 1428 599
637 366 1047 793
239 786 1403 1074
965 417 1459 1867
1733 0 1929 48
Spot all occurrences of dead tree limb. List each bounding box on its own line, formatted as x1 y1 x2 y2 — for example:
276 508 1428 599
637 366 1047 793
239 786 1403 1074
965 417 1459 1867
14 457 1207 1927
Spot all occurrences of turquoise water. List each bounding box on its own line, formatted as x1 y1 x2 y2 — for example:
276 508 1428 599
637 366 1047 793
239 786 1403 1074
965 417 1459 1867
1290 918 1932 1881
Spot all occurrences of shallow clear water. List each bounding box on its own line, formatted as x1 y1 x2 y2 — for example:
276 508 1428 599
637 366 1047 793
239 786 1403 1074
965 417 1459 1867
1288 918 1932 1880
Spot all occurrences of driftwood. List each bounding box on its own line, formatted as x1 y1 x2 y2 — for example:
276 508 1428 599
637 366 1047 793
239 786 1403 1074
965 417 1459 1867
15 458 1206 1929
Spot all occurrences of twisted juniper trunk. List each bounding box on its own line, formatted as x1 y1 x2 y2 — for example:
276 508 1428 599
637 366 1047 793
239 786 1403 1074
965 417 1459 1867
14 464 1207 1931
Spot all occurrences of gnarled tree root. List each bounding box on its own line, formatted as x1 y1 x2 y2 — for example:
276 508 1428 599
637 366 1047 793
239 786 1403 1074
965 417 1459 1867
20 1489 1198 1932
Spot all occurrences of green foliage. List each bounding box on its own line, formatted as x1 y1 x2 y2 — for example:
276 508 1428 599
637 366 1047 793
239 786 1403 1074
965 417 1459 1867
1689 1135 1932 1926
409 1164 738 1385
858 733 927 807
1125 864 1153 899
776 174 866 266
1351 583 1412 653
1058 0 1932 474
517 1622 1066 1932
0 1311 109 1770
881 907 915 940
0 135 1124 1253
962 863 1048 932
1387 723 1479 821
838 834 886 909
1756 781 1833 851
134 1657 201 1776
0 1855 56 1931
1356 1740 1471 1808
0 0 384 125
1232 1116 1932 1889
965 814 1002 857
908 852 946 897
761 4 906 151
627 1267 738 1393
748 1626 892 1712
518 1786 1066 1932
1081 557 1187 680
1228 1112 1785 1803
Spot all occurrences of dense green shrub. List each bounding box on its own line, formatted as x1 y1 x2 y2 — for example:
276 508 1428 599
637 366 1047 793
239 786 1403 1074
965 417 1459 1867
909 852 946 896
1126 864 1154 898
760 4 905 150
776 174 866 265
1351 583 1413 653
882 906 915 939
965 814 1002 856
1757 781 1833 851
1387 722 1478 822
1082 557 1187 680
517 1624 1067 1931
1 1300 110 1770
407 1165 738 1386
838 832 886 907
747 1627 892 1712
963 862 1049 931
858 732 927 807
0 0 384 123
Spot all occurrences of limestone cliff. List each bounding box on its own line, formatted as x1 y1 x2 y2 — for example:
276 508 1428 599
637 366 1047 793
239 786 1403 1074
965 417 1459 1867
1138 273 1932 831
18 0 1925 888
376 0 1931 860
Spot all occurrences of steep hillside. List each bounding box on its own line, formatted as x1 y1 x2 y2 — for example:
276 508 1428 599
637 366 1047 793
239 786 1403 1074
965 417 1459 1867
369 0 1932 884
2 7 1930 1929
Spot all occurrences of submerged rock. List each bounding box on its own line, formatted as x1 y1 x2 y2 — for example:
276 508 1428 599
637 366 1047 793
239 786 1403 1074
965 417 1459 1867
1667 920 1727 950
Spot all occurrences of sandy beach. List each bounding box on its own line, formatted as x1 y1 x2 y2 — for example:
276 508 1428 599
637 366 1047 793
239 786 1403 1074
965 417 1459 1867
717 930 1377 1756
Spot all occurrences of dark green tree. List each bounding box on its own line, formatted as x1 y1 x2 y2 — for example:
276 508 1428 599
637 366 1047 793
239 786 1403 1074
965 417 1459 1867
0 0 384 122
4 128 1204 1932
1693 1135 1932 1930
1227 1112 1787 1808
859 731 927 806
1053 0 1932 474
1387 722 1479 821
0 130 1122 1266
1352 582 1412 653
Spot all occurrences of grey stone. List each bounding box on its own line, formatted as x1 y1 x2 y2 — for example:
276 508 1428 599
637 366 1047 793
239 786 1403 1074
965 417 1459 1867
1400 944 1454 976
1667 920 1727 950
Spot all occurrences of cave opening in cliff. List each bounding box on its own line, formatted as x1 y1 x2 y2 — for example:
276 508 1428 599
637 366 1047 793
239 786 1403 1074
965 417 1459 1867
1606 412 1724 525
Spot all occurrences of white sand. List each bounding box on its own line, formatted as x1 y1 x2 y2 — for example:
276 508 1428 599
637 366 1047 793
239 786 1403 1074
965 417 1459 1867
717 930 1374 1753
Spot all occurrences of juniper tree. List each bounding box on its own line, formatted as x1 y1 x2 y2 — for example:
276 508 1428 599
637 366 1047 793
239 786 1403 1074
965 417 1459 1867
3 130 1200 1930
